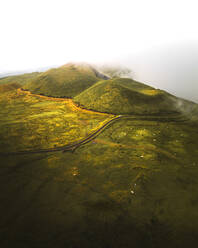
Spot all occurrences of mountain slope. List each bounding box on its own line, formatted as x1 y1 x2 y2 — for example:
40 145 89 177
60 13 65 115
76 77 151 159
0 82 21 93
23 63 108 98
1 74 198 248
0 72 40 86
19 64 198 117
74 78 182 115
1 85 198 248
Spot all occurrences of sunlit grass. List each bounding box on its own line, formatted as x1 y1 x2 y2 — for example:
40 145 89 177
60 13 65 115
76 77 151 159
140 89 161 95
0 89 112 152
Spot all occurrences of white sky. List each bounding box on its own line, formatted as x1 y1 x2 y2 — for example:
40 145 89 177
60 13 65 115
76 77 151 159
1 0 198 72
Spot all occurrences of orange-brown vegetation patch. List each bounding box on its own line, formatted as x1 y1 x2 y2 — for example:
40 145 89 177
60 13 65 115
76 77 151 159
17 88 109 116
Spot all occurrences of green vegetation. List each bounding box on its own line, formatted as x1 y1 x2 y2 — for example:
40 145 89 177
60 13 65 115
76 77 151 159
74 78 182 115
20 63 198 117
23 63 106 98
0 66 198 248
0 72 40 86
0 89 111 153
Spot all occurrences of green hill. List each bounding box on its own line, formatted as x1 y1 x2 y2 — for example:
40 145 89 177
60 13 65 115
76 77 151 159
23 63 108 98
0 72 40 86
74 78 182 115
14 63 197 117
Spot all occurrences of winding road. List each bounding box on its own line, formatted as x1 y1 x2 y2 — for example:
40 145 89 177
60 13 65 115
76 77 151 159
0 113 188 156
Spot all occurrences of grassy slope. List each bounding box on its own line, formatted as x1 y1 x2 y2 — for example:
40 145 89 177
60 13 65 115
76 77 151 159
2 65 197 119
0 89 111 152
0 72 40 86
0 88 198 247
0 82 21 93
23 64 102 98
74 78 181 115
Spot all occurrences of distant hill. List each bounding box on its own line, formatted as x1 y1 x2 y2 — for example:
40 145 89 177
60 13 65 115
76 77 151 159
0 66 55 79
23 63 109 98
0 72 40 86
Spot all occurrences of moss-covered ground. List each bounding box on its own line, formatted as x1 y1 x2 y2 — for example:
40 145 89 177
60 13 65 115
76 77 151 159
0 88 198 248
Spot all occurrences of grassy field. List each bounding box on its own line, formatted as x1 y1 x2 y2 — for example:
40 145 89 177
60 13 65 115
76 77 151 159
0 88 112 153
0 87 198 247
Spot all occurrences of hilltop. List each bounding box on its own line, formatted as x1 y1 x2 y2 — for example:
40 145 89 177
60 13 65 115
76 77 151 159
22 63 109 98
74 77 191 115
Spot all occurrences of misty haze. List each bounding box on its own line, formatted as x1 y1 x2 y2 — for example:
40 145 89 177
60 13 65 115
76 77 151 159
124 42 198 103
2 42 198 104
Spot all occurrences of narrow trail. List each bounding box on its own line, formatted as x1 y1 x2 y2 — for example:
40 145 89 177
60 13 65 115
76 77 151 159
0 114 188 156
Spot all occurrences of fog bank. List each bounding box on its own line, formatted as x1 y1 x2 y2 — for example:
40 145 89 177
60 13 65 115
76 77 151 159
121 42 198 103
